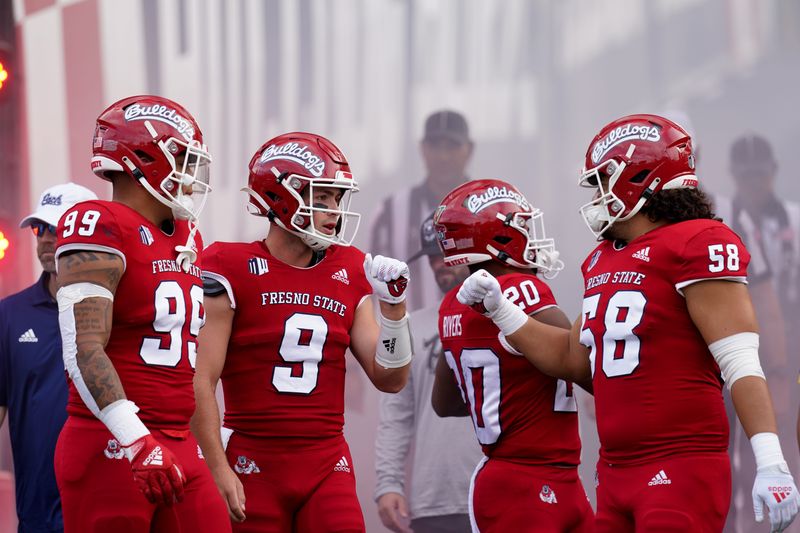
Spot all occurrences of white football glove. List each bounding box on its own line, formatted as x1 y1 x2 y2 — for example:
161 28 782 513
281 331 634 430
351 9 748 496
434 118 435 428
364 254 410 304
456 270 528 337
753 463 800 532
457 269 504 314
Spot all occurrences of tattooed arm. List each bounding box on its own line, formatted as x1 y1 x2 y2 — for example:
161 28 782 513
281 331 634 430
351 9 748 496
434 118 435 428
57 250 126 410
57 249 187 505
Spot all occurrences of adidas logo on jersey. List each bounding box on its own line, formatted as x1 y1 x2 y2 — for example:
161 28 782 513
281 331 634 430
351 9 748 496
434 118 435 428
18 329 38 343
648 469 672 486
143 446 163 467
769 485 794 503
248 257 269 276
332 269 350 285
539 484 557 504
632 247 651 262
139 226 154 246
334 456 351 473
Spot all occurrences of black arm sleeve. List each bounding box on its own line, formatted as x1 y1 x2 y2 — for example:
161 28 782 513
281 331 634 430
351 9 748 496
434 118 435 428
202 275 227 297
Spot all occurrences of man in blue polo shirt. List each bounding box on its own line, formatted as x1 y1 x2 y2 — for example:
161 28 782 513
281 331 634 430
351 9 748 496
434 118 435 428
0 182 96 532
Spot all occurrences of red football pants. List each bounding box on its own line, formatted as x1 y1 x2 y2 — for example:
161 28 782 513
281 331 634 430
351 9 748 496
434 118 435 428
225 431 365 533
55 416 231 533
595 452 731 533
470 457 594 532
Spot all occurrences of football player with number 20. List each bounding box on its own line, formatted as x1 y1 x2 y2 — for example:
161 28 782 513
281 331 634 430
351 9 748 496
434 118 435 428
432 178 594 532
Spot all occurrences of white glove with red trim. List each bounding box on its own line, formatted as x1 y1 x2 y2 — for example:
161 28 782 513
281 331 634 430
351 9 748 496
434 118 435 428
751 432 800 532
457 269 503 314
457 269 528 337
753 463 800 532
364 254 409 304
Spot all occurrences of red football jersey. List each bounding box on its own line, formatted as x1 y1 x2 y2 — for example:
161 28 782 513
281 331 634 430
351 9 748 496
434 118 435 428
202 241 372 438
580 219 750 465
438 272 581 466
56 200 204 430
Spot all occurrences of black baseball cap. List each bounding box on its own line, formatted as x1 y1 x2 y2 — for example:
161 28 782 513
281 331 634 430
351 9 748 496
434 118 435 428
407 213 440 263
730 134 777 179
423 110 470 145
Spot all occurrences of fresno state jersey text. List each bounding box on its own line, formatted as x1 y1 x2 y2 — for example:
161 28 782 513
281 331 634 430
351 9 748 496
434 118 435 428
438 272 581 466
580 219 750 465
56 200 204 430
202 241 372 438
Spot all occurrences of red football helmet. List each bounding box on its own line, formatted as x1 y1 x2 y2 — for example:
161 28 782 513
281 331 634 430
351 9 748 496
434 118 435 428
433 179 562 276
91 95 212 223
243 132 360 251
579 113 697 239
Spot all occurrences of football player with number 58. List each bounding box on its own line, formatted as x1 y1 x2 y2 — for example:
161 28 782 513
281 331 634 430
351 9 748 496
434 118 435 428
457 115 800 532
192 132 413 532
54 95 231 532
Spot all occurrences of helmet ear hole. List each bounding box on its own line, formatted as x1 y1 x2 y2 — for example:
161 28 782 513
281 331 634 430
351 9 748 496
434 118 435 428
629 170 650 184
263 191 288 214
134 150 155 163
493 235 512 245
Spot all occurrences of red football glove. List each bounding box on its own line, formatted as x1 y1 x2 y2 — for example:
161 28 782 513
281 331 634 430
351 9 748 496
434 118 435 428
123 434 185 506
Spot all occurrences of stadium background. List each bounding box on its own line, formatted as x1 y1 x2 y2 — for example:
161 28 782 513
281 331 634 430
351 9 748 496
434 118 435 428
0 0 799 531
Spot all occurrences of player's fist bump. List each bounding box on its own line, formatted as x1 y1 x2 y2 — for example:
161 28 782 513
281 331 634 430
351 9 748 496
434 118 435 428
364 254 409 304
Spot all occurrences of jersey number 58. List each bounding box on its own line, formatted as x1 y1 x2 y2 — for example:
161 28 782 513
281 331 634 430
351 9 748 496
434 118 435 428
707 243 740 273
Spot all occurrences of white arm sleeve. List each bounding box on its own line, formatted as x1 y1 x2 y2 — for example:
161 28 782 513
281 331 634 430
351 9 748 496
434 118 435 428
708 332 765 390
57 282 115 416
57 282 150 447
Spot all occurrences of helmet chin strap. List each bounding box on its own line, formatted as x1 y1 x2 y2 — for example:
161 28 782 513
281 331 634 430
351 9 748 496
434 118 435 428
582 203 612 232
537 249 564 279
299 232 332 251
175 221 198 273
171 195 194 220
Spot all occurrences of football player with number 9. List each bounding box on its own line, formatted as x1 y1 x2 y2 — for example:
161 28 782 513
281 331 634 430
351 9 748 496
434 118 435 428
192 132 413 532
459 114 800 532
54 95 230 532
431 179 594 532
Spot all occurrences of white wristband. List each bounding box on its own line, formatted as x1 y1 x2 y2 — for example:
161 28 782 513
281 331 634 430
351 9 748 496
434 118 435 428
98 399 150 448
750 432 787 470
489 298 529 337
375 313 413 369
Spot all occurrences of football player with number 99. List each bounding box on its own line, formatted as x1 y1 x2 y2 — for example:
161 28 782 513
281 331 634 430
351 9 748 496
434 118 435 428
192 132 413 532
54 95 230 532
459 115 800 532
